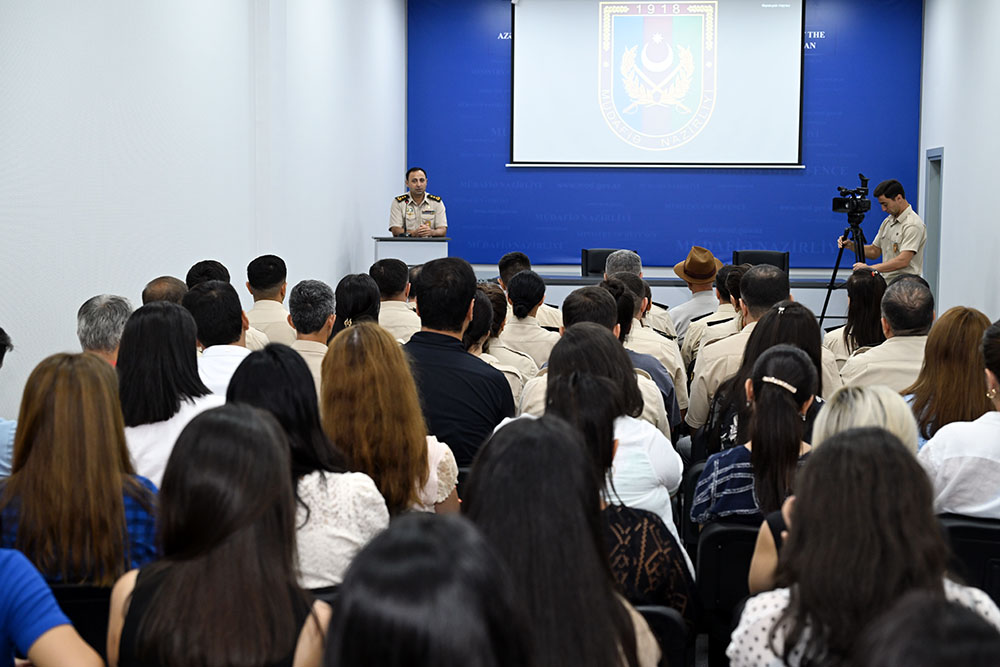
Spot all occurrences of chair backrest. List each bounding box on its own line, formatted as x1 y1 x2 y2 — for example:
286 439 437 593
49 584 113 658
634 604 688 667
939 514 1000 605
581 248 622 277
731 250 790 273
696 521 761 614
680 460 706 558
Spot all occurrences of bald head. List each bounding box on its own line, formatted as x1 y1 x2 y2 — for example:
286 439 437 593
142 276 187 304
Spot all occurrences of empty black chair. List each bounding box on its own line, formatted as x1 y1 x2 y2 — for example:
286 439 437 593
731 250 790 273
635 604 691 667
49 584 112 658
697 521 760 667
581 248 623 277
939 514 1000 605
680 460 706 560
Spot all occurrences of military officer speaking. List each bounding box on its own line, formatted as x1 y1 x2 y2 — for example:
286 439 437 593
389 167 448 237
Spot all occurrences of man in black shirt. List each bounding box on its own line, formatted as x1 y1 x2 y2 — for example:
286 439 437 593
404 257 515 466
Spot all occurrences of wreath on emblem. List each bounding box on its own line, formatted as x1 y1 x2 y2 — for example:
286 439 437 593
621 44 694 115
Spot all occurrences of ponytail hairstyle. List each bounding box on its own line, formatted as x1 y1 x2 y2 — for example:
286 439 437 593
746 344 817 515
597 276 636 341
331 274 381 337
506 270 546 320
843 267 887 353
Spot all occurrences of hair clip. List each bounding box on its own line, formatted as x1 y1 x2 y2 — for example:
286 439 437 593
777 306 786 315
762 376 797 394
343 318 353 327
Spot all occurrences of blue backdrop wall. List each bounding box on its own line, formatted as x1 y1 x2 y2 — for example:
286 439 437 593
406 0 922 268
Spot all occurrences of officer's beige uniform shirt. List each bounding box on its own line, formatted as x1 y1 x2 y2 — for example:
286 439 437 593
291 339 327 398
698 316 741 356
486 338 539 381
840 334 928 392
519 368 671 438
378 301 421 343
872 205 926 282
245 326 270 351
506 303 562 329
247 300 297 346
480 352 525 404
682 303 737 367
686 322 757 429
822 325 852 371
625 318 689 410
645 303 677 337
819 347 845 398
388 193 447 234
497 316 561 367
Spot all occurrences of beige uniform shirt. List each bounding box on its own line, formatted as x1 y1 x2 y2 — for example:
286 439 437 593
498 316 561 367
840 334 928 392
872 205 926 282
682 303 737 367
686 322 758 429
247 300 296 346
625 318 689 410
819 347 845 399
389 193 447 234
519 368 670 438
378 300 421 343
645 302 677 336
698 315 742 356
504 303 563 329
245 326 270 351
480 352 525 404
487 338 539 381
291 339 327 399
822 325 852 371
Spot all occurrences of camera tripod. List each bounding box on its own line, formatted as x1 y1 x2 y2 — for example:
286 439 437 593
818 212 868 329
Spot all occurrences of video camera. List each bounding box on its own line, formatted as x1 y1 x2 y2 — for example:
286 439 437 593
832 173 871 215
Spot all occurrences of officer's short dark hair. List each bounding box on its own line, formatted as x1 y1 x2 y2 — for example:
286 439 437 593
406 167 427 180
740 265 790 318
186 260 230 289
369 259 409 299
246 255 287 296
562 286 617 331
498 252 532 287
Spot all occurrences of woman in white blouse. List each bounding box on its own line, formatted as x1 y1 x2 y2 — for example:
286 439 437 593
729 427 1000 667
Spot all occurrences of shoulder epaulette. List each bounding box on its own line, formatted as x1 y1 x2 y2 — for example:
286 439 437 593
395 194 409 202
650 328 676 341
426 194 442 202
706 317 732 327
690 311 714 324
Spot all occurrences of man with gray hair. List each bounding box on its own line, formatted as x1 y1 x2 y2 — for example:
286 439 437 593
77 294 133 365
603 249 677 336
840 275 934 391
288 279 336 397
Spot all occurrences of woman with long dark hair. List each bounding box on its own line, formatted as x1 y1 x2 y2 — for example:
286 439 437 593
822 267 887 369
330 274 380 338
107 404 330 667
325 514 535 667
463 416 660 667
118 301 223 486
729 427 1000 666
227 344 389 588
692 344 816 524
0 353 156 585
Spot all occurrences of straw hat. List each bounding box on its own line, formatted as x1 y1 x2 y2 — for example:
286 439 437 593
673 246 723 284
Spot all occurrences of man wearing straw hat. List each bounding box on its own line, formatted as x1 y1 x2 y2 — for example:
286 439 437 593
668 246 723 343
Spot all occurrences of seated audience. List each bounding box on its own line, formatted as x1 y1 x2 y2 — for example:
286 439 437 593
77 294 132 365
547 372 696 618
669 246 723 342
330 273 380 338
729 427 1000 666
919 319 1000 518
464 289 525 404
403 257 514 466
0 353 157 584
497 251 562 328
185 259 269 350
182 280 251 396
227 345 388 587
245 254 296 345
118 302 224 487
696 263 751 354
479 281 539 381
106 404 331 667
840 275 934 391
682 264 738 367
822 267 886 369
687 263 791 429
0 549 102 666
140 275 186 305
369 258 421 342
287 279 336 396
323 322 459 513
0 327 14 477
324 514 535 667
497 269 561 367
905 306 993 448
853 591 1000 667
691 345 816 525
604 249 676 336
464 416 661 667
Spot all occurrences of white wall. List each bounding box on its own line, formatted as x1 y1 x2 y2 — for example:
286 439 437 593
920 0 1000 317
0 0 406 417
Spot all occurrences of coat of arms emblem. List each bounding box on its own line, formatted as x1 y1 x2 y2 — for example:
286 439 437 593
598 2 717 151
